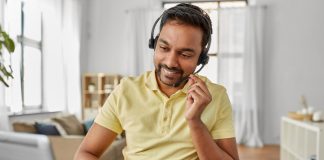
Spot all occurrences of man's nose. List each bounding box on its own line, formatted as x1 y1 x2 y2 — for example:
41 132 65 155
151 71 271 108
164 51 179 68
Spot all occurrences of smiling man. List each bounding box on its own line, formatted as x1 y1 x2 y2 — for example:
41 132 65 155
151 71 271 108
75 3 239 160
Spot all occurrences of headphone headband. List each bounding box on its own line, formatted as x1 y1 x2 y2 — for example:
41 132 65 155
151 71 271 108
148 15 162 49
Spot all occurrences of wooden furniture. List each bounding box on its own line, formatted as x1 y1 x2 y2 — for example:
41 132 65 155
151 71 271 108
238 144 279 160
281 117 324 160
82 73 122 119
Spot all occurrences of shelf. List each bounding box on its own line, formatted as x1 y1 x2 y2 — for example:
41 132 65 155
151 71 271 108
281 117 324 160
281 145 304 160
81 73 122 119
282 117 321 132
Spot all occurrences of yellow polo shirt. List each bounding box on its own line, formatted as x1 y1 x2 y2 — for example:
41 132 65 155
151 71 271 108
95 71 235 160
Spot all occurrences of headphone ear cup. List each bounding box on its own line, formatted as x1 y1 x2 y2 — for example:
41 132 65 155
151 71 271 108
198 50 209 65
202 54 209 65
148 35 159 49
148 38 155 49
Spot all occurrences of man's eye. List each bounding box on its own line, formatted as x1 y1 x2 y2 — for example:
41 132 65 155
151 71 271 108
160 46 168 51
181 53 191 58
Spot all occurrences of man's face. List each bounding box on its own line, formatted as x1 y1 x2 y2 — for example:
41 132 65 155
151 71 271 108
154 20 203 87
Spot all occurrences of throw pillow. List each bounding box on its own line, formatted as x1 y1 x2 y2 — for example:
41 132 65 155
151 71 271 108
12 122 37 133
35 122 60 135
83 118 94 134
36 119 68 136
52 115 84 135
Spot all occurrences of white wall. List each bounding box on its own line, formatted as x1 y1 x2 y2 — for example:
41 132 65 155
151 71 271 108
81 0 161 75
257 0 324 144
84 0 324 144
0 0 4 24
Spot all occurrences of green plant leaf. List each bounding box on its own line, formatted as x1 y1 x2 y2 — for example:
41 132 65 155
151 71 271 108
0 25 15 87
0 66 13 78
0 75 9 87
1 31 8 39
4 37 15 53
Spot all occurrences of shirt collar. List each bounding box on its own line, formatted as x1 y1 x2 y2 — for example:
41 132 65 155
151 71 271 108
145 71 159 91
181 82 190 94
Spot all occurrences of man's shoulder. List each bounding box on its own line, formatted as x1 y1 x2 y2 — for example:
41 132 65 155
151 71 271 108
119 71 153 87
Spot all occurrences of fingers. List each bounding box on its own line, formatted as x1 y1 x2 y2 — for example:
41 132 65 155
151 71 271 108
187 93 194 104
188 84 205 97
188 75 211 98
185 75 212 120
188 86 211 104
187 76 195 86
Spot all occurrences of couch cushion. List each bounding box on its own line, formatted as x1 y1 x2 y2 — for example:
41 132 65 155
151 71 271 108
12 122 37 133
52 115 84 135
48 136 83 160
35 122 60 135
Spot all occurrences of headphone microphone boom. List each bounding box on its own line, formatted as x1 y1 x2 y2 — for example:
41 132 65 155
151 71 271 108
149 4 213 87
172 65 206 87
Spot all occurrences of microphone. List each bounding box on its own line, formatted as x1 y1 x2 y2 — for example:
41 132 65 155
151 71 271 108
172 64 205 87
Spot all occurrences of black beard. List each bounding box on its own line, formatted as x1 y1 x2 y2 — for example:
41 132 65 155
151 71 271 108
156 64 187 87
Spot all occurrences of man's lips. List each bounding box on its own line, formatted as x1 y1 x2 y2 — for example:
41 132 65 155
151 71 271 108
162 67 181 77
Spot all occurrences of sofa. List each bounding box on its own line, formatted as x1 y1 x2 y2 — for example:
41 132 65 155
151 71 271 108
11 114 126 160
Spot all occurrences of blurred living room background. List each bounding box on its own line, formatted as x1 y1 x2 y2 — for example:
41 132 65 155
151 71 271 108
1 0 324 160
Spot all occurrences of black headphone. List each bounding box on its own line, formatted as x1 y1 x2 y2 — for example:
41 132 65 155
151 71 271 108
148 4 212 66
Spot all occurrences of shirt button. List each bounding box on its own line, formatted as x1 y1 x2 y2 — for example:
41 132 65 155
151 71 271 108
163 116 167 121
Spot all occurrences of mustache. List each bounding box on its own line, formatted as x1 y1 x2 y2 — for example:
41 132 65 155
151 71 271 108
159 64 183 73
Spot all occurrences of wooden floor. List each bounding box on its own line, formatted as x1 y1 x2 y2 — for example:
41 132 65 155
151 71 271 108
238 145 280 160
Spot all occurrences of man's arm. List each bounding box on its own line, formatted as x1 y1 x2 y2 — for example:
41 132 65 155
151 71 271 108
188 120 239 160
74 123 118 160
186 75 239 160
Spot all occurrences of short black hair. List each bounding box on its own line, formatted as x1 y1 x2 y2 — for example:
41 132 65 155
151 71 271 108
159 3 212 49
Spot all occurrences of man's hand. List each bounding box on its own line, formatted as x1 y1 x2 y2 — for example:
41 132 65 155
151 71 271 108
185 75 212 121
185 75 239 160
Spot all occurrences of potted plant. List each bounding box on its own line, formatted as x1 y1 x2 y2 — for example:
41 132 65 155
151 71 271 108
0 25 15 87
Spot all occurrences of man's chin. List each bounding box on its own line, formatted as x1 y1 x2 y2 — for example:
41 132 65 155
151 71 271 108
160 76 188 87
156 70 185 86
160 78 178 86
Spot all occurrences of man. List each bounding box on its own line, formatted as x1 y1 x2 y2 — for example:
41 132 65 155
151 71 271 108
75 3 239 160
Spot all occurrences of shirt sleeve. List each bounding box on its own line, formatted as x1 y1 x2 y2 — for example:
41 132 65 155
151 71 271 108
94 85 123 134
210 88 236 139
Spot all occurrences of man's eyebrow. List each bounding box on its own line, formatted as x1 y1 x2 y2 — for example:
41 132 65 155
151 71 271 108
158 38 169 45
180 48 195 53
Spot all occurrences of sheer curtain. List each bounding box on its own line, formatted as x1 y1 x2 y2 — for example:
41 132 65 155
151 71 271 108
124 8 162 76
61 0 83 118
42 0 83 118
41 0 65 112
218 6 264 147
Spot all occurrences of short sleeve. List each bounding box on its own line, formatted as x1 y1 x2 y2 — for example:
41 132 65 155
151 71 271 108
95 86 123 134
210 89 235 139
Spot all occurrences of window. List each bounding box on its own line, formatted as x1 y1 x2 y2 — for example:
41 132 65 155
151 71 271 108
163 1 247 83
4 0 70 114
5 0 43 112
19 2 43 108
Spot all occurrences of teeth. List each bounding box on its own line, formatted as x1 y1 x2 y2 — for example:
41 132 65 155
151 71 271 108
163 68 178 75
